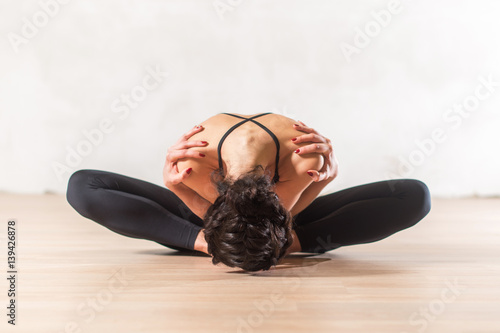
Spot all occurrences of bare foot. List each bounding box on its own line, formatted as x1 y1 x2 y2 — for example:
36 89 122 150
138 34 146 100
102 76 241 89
193 229 209 255
285 229 302 256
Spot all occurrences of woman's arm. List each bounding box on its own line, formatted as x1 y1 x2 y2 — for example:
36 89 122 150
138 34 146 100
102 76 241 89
289 121 339 216
163 124 212 220
166 182 212 220
290 177 335 216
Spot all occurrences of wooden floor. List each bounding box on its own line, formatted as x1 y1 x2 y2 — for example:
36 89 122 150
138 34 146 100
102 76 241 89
0 194 499 333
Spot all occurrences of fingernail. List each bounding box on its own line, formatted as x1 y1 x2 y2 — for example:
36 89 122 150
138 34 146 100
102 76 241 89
295 149 300 153
307 171 314 177
291 137 297 141
186 168 193 174
199 153 206 157
201 141 208 144
293 124 299 127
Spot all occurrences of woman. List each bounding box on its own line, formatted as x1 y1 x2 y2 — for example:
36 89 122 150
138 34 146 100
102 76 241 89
67 112 431 272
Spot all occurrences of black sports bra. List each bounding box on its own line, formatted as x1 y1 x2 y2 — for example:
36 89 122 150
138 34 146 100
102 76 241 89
217 113 280 184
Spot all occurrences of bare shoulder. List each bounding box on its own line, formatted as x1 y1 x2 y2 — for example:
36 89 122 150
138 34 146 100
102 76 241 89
272 115 325 210
174 112 324 205
274 113 325 182
174 114 228 203
274 152 324 198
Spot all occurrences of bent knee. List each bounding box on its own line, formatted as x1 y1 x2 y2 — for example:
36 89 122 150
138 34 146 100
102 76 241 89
66 169 99 216
400 179 431 224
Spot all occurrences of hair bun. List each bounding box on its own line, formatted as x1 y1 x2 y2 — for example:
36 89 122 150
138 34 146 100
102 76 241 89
225 175 273 216
204 169 293 271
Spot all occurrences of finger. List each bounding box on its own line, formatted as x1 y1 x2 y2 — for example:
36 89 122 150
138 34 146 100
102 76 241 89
306 170 320 182
168 172 185 185
294 143 329 155
167 149 206 162
168 166 193 184
307 170 327 182
179 167 193 181
180 125 204 142
164 165 181 185
291 133 326 144
293 123 317 134
293 123 313 133
178 140 209 149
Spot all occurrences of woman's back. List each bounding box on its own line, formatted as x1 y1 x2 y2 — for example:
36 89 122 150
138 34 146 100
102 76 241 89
176 113 324 208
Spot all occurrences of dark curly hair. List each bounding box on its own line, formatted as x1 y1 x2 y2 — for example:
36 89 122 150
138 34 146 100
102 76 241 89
203 166 293 272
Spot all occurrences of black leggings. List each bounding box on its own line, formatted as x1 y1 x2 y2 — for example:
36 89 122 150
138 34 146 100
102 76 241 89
66 169 431 253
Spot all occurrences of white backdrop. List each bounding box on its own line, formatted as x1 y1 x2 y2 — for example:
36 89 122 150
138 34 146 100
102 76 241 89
1 0 499 197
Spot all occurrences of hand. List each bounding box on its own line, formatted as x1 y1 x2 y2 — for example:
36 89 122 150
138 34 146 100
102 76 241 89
292 120 338 182
163 125 208 188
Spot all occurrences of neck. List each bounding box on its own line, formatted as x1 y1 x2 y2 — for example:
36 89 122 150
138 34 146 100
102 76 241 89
225 162 266 180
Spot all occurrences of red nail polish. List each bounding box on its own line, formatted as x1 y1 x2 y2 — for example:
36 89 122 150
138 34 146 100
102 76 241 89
291 137 297 141
307 171 314 177
294 124 299 127
199 153 206 157
186 168 192 174
295 149 300 153
201 141 208 144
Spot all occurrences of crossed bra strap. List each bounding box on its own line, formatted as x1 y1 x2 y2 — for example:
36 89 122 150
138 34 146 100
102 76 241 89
217 113 280 183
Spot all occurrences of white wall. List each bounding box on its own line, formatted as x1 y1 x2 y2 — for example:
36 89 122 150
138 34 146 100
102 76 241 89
1 0 499 197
